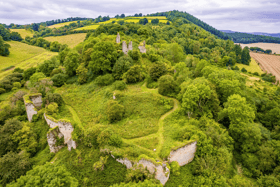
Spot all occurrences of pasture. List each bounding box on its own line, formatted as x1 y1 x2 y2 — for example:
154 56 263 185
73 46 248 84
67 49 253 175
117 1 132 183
10 29 34 39
236 42 280 54
48 21 78 28
236 57 264 75
0 41 57 80
74 25 99 31
44 33 87 48
250 52 280 81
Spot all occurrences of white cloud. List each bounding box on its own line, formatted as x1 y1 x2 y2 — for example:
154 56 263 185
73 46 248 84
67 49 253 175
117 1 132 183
0 0 279 33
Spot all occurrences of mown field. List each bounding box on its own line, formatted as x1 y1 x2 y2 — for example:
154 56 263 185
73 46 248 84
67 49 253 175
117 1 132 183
236 42 280 54
236 57 264 75
10 29 33 39
44 33 87 48
48 21 78 28
74 16 169 31
0 41 57 80
250 52 280 81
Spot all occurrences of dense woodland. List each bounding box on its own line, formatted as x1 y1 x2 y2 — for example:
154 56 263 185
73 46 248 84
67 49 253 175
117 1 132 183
225 32 280 44
0 11 280 187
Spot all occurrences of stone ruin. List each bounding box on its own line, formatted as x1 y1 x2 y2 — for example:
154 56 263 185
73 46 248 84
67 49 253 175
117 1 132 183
122 41 133 55
23 93 43 122
111 141 197 185
138 40 146 53
116 33 120 44
44 114 77 153
128 41 133 51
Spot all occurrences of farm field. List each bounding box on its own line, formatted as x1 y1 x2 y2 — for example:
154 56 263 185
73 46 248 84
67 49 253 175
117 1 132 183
250 52 280 81
10 29 33 39
236 42 280 54
0 41 57 80
48 21 78 28
236 57 264 74
44 33 87 48
74 24 99 31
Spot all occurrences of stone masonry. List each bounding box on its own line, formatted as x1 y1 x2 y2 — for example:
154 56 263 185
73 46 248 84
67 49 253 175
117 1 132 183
116 33 120 43
122 41 133 55
138 40 146 53
47 127 64 153
23 94 42 122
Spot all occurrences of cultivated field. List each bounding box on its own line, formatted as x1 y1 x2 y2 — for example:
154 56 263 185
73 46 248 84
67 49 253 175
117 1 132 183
236 43 280 54
44 33 87 48
250 52 280 81
0 41 57 80
74 25 99 31
48 21 78 28
236 58 264 75
10 29 34 39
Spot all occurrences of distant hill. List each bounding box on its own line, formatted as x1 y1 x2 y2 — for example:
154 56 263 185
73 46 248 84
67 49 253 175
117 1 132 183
220 30 280 38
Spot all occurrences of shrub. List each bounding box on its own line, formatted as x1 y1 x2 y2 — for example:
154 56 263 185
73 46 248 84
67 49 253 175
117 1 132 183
170 161 180 176
123 65 145 83
95 74 115 86
50 67 63 77
13 68 24 73
51 73 68 87
149 63 167 81
241 68 247 72
128 49 141 62
30 72 46 85
12 82 21 89
158 75 179 97
38 57 59 76
46 102 58 115
112 56 133 80
112 81 127 91
23 67 37 80
253 72 259 76
0 88 5 94
44 93 64 106
107 100 125 122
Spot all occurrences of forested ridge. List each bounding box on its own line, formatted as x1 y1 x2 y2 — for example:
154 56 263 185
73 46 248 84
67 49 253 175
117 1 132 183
0 11 280 187
224 32 280 44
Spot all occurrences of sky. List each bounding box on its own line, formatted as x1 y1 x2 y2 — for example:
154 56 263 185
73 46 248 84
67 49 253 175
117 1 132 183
0 0 279 33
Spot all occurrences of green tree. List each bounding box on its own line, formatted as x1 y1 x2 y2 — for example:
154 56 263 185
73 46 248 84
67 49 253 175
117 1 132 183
164 43 185 64
30 72 46 86
241 46 251 65
112 56 133 80
0 35 11 56
23 67 37 80
149 62 167 81
107 100 125 123
76 63 88 84
89 41 118 75
51 73 68 87
123 65 145 83
64 50 80 76
158 75 179 97
0 151 31 186
7 162 78 187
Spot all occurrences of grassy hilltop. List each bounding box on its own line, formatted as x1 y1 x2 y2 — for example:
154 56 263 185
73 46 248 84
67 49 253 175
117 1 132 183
0 10 280 187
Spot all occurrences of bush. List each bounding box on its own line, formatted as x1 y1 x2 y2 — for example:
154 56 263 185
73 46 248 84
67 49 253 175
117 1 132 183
112 56 133 80
107 100 125 122
95 74 115 86
46 102 58 115
158 75 179 97
113 81 127 90
253 72 259 76
50 67 63 77
30 72 46 85
128 49 141 62
149 63 167 81
51 73 68 87
0 88 5 94
44 93 64 106
123 65 145 83
241 68 247 72
12 82 21 89
13 67 24 73
23 67 37 80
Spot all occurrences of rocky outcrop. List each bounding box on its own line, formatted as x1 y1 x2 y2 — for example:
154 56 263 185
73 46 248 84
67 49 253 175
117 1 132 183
168 141 197 166
23 93 42 122
122 41 128 54
116 33 120 43
44 114 77 152
116 158 133 169
138 40 146 53
47 127 64 153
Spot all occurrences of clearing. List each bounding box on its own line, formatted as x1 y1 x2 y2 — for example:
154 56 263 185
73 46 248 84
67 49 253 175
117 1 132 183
10 29 34 39
236 42 280 54
44 33 87 48
236 57 264 74
250 52 280 81
48 21 78 28
0 41 57 80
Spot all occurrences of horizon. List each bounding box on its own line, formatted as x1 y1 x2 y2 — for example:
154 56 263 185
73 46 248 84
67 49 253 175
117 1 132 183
0 0 279 33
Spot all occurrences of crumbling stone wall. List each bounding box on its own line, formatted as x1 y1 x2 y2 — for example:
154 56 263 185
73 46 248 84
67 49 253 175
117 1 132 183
138 41 146 53
122 41 133 55
44 114 77 152
168 141 197 166
116 33 120 43
23 93 42 122
47 127 64 153
128 41 133 51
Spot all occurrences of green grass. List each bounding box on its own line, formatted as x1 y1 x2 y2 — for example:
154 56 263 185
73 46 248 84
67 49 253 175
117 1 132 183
74 25 99 31
0 41 57 80
10 29 34 39
236 58 264 75
44 33 87 48
134 137 159 150
48 21 78 28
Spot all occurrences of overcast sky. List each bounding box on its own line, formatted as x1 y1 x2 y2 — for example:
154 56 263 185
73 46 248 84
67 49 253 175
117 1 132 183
0 0 279 33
